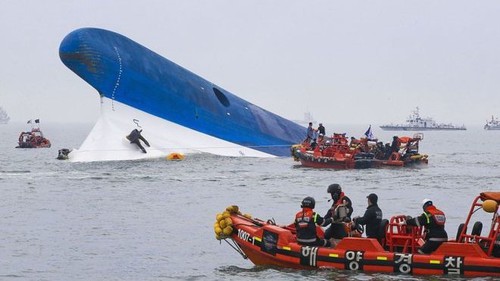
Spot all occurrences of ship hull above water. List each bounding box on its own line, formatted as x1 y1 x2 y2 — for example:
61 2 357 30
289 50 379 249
59 28 305 162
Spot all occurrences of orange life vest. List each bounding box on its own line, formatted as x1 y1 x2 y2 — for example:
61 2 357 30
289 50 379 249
295 208 318 243
425 205 446 226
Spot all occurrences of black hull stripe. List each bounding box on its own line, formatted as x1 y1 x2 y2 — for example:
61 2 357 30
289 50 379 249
246 241 500 274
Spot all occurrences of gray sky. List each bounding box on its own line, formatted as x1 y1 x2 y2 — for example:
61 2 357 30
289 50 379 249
1 1 500 126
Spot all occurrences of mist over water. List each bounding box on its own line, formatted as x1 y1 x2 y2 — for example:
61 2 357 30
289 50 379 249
0 122 498 280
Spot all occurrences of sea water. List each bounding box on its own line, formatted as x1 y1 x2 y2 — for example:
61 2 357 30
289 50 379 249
0 122 498 281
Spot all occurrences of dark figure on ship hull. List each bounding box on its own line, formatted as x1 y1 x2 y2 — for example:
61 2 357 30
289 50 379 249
126 129 150 153
295 196 333 247
324 184 353 240
403 199 448 254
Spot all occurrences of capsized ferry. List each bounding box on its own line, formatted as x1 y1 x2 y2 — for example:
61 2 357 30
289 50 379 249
380 107 466 131
59 28 305 162
215 192 500 277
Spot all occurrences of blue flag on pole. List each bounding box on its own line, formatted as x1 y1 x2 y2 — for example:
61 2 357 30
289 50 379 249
364 125 374 140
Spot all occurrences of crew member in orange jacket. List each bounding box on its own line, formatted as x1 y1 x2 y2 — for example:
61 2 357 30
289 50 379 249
295 196 333 247
404 198 448 254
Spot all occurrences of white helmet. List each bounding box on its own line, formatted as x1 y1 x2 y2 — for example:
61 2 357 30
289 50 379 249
422 198 432 208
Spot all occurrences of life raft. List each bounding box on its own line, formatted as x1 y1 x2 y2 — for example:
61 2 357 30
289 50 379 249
166 152 185 161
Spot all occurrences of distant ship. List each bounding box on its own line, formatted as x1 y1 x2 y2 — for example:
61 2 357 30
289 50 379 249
59 28 306 162
484 115 500 130
380 107 466 131
0 107 10 124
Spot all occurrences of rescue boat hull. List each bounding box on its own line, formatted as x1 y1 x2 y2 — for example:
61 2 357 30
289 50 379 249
223 214 500 277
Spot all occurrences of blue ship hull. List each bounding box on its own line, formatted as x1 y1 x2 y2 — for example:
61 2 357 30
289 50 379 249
59 28 306 160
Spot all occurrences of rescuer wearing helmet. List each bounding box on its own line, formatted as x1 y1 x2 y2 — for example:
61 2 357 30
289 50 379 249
295 196 333 247
353 193 383 239
403 198 448 254
323 184 353 240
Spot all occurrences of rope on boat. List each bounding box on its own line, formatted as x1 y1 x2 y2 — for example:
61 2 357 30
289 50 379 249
222 238 247 260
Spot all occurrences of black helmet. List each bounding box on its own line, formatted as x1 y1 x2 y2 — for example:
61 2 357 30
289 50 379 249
327 184 341 195
301 196 315 209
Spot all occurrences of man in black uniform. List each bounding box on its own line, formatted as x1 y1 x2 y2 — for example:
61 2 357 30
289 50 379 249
353 193 382 239
317 123 326 136
126 128 150 153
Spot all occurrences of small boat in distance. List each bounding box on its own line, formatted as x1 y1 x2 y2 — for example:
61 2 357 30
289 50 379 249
16 119 51 148
380 107 466 131
0 107 10 124
484 115 500 130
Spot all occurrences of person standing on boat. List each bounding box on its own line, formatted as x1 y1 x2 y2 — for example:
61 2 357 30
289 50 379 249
305 122 315 142
323 184 353 240
295 196 333 247
390 136 400 153
317 123 326 136
353 193 382 239
403 199 448 254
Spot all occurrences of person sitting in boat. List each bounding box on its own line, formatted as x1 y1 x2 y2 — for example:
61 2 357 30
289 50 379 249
402 199 448 254
126 128 150 153
310 138 318 150
353 193 383 239
317 134 325 146
383 143 392 159
323 184 353 241
349 137 360 148
295 196 333 247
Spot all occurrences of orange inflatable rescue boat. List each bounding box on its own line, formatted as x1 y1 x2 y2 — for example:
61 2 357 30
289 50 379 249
215 192 500 277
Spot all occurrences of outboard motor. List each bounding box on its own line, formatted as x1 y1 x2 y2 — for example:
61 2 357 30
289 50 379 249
57 148 71 160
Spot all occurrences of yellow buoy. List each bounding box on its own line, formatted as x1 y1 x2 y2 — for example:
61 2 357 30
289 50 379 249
482 199 498 213
223 226 233 235
219 219 227 229
166 152 185 161
214 226 222 235
216 213 223 221
226 205 239 213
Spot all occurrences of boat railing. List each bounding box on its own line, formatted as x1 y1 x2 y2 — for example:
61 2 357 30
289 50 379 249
386 215 424 254
457 194 500 257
